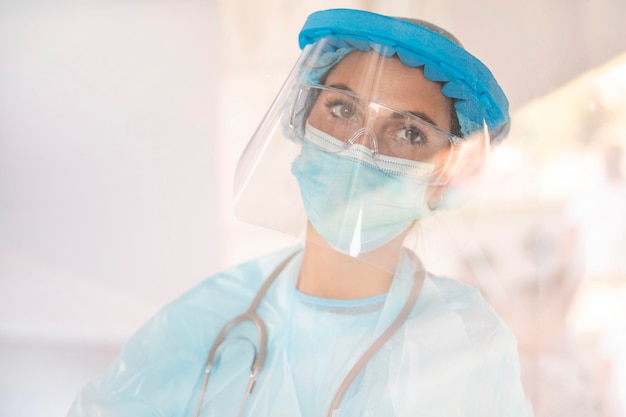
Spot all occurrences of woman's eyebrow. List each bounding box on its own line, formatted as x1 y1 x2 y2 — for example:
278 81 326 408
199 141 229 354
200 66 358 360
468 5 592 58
391 110 438 127
326 83 353 92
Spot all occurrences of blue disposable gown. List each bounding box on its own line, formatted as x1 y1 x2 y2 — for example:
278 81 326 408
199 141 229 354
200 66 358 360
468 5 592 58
68 246 533 417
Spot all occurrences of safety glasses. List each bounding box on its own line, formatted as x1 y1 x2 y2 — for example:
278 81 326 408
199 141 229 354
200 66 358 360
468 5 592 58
290 84 462 164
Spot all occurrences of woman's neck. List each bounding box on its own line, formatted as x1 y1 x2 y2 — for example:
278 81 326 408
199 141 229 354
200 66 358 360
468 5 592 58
296 224 405 299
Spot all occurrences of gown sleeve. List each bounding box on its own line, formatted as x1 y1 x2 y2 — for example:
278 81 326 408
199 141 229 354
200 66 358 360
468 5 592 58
66 256 269 417
423 276 534 417
476 328 534 417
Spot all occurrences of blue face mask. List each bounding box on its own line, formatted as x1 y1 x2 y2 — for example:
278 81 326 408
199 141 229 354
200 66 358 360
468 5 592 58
291 125 434 255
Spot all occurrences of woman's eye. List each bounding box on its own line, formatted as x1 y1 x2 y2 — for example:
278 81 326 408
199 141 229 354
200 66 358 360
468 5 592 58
328 102 356 120
394 125 428 145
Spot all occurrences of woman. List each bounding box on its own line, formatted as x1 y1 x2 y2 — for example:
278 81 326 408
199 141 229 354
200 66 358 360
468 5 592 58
69 9 532 417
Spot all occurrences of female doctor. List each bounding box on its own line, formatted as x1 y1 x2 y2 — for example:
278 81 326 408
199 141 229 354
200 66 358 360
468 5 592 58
69 9 532 417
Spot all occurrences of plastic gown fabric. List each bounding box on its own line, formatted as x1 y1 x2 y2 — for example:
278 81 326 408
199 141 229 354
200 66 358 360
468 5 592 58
68 247 532 417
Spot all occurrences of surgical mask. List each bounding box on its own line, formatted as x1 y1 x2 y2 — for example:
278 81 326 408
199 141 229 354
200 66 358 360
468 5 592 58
291 125 434 255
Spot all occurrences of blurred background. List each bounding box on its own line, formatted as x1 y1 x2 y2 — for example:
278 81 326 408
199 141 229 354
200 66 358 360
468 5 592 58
1 0 625 415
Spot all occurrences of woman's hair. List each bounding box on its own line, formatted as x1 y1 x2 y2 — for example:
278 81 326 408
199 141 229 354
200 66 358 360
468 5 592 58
447 96 462 137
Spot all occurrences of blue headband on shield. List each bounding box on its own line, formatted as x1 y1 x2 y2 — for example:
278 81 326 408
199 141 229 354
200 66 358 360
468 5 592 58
298 9 510 143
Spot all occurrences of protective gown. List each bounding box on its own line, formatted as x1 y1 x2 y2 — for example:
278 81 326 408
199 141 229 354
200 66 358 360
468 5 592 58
68 246 532 417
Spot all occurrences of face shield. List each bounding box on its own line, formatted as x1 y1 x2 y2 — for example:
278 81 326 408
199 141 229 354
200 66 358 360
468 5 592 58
234 9 510 274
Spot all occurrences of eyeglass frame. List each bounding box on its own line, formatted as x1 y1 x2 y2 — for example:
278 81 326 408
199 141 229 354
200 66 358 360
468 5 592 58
288 83 464 160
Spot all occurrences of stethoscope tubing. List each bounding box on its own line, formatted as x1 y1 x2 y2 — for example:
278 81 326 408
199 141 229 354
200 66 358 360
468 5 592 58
192 252 299 417
325 255 424 416
192 250 424 417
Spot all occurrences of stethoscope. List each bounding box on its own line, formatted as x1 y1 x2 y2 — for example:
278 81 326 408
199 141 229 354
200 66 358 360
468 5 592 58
192 250 425 417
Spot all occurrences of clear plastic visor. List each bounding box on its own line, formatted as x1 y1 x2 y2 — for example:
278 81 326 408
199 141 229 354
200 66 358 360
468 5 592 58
234 39 492 274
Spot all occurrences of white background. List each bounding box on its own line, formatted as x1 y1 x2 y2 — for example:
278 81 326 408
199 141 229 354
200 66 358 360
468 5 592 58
1 0 626 416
